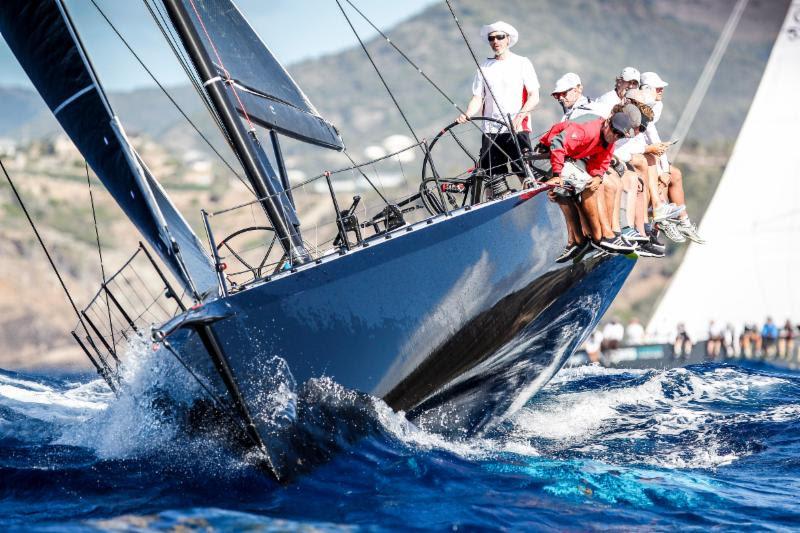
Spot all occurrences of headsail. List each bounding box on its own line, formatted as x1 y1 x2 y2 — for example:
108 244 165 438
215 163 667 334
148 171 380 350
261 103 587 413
0 0 218 299
173 0 344 150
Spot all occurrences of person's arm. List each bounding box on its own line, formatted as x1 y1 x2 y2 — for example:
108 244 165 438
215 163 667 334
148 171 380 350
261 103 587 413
513 60 541 131
457 94 484 123
512 87 539 131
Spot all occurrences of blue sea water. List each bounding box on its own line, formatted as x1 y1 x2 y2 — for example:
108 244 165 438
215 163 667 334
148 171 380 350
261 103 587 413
2 346 800 531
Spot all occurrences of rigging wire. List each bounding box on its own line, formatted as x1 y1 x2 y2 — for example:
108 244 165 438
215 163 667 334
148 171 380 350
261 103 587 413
144 0 227 138
89 0 254 195
339 0 519 169
85 162 117 357
334 0 421 145
1 157 114 391
669 0 749 161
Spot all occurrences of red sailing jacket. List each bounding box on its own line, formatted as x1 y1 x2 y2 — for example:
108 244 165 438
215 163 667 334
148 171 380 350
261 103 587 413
539 118 614 177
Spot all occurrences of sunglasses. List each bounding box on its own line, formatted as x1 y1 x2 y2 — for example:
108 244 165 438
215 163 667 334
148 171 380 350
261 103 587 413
611 126 628 138
552 88 574 99
487 34 507 42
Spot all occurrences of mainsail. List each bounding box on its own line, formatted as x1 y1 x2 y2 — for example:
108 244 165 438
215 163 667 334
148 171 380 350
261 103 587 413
173 0 344 150
648 0 800 339
0 0 218 299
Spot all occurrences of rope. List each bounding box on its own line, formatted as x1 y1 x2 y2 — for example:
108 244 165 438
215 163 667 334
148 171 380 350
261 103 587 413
91 0 254 196
335 0 421 145
85 162 117 356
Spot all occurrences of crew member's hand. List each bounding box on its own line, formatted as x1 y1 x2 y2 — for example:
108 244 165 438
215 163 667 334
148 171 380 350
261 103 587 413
456 113 469 124
512 113 526 132
588 175 602 192
646 143 669 156
545 175 561 201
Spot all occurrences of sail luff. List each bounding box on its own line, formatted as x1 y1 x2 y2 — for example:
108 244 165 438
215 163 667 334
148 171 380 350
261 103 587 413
0 0 218 299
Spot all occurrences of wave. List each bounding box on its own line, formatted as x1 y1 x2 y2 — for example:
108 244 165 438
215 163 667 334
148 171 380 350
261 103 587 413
2 346 800 529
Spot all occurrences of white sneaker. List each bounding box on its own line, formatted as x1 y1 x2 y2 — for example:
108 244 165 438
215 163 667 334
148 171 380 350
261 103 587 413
658 220 686 242
678 219 705 244
653 203 686 222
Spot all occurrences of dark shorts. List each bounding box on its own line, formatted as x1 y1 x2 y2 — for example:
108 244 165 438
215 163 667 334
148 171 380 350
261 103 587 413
479 132 532 177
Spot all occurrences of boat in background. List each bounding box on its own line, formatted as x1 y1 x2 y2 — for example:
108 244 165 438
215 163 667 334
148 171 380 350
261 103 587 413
0 0 634 479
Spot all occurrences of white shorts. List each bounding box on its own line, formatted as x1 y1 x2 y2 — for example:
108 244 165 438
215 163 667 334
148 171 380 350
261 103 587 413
561 160 592 193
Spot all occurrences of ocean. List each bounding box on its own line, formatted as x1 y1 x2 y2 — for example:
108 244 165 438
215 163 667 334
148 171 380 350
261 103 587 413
2 345 799 531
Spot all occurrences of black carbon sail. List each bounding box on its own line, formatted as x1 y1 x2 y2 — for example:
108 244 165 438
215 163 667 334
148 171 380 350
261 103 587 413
0 0 218 299
172 0 344 150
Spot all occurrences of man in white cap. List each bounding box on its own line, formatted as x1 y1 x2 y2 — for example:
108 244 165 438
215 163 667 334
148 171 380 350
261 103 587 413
640 71 704 243
456 21 540 185
592 67 641 116
552 72 589 122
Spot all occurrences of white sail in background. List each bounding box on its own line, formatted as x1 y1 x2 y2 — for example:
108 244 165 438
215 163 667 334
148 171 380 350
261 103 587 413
648 0 800 340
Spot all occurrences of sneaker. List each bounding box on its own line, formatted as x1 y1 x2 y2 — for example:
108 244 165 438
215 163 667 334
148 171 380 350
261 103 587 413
555 243 579 263
677 219 705 244
621 226 649 243
637 242 666 258
658 220 686 242
573 239 593 261
595 236 636 254
653 203 686 222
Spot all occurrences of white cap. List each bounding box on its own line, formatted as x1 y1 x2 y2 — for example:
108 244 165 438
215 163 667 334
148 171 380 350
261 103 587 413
480 21 519 47
640 71 669 88
625 87 656 106
552 72 581 94
618 67 641 82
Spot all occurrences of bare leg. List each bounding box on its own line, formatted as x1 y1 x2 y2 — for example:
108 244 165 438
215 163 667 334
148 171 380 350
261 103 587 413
667 165 688 220
596 184 615 239
621 170 637 228
635 176 647 235
579 188 606 242
634 154 663 211
603 172 622 234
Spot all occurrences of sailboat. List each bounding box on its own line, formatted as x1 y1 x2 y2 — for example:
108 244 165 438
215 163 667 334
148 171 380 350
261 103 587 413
0 0 634 479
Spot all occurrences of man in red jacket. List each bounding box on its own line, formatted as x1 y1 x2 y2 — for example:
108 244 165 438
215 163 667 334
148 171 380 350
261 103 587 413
531 109 638 259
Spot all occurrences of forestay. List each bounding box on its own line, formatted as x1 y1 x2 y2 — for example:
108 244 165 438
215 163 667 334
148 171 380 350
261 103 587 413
0 0 218 299
175 0 344 150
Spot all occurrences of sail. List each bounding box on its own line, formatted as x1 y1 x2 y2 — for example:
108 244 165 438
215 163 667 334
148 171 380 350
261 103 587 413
0 0 218 298
648 1 800 340
175 0 344 150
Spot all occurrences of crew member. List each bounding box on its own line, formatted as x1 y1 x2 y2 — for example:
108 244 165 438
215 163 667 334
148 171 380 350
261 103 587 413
456 21 540 185
532 108 639 258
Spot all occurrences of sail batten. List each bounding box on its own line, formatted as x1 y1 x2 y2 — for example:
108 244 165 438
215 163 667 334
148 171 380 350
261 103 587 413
0 0 218 299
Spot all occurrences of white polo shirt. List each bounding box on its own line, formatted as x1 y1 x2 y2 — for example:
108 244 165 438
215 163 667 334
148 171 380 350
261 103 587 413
472 51 540 134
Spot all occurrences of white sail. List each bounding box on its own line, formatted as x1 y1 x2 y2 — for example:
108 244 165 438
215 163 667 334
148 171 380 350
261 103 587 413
648 1 800 340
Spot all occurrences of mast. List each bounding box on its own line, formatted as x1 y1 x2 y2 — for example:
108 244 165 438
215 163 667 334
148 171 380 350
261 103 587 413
162 0 309 264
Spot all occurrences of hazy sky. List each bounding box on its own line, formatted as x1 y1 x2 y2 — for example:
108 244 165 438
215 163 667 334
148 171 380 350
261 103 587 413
0 0 438 91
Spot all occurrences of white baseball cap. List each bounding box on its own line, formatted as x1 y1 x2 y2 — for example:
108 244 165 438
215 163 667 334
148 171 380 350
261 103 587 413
480 21 519 47
618 67 641 82
552 73 581 94
640 71 669 88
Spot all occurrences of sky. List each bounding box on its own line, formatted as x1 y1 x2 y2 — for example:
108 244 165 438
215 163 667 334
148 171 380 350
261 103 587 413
0 0 438 91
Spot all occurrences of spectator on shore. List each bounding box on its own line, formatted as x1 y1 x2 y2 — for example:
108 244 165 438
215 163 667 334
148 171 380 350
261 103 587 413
723 323 737 358
778 320 795 360
585 330 603 364
626 317 645 345
761 317 779 357
707 320 723 359
740 323 761 358
602 318 625 350
674 323 692 359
